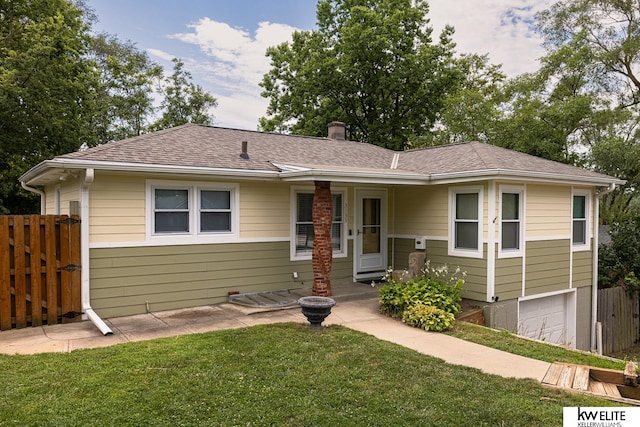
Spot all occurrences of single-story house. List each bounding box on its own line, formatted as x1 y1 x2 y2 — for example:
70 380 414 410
20 122 623 350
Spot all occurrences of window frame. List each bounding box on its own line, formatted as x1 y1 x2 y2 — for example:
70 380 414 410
290 186 347 261
448 186 484 259
146 180 239 243
571 190 590 251
498 186 524 258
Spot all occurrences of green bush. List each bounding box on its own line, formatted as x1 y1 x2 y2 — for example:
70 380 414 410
402 303 455 332
379 262 464 332
599 217 640 295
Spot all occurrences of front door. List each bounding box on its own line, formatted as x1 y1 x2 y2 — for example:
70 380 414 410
355 189 387 279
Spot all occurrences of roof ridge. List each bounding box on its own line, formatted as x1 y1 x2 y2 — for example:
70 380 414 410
65 124 194 158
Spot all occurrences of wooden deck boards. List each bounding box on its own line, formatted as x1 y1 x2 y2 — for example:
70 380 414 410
542 362 639 405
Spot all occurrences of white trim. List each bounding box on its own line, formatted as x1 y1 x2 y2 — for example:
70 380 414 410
571 189 591 252
354 188 388 279
289 185 348 261
497 185 525 258
21 158 625 189
525 234 572 242
487 182 496 302
448 185 484 259
145 179 239 243
389 234 448 242
89 236 291 249
518 287 576 302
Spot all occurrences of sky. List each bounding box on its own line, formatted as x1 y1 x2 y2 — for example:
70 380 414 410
86 0 555 131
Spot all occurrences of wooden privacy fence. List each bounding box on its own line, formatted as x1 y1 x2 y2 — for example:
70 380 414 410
597 287 640 355
0 215 82 330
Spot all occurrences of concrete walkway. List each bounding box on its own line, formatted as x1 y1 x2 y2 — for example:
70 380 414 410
0 295 550 382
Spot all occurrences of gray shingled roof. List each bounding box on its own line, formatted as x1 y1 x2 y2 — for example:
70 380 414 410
60 123 395 172
33 123 620 184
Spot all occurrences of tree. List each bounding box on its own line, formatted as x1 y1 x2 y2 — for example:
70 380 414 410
0 0 98 213
413 54 507 147
150 58 217 131
537 0 640 108
259 0 461 150
87 33 163 145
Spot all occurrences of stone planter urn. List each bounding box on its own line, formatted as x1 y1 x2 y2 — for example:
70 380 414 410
298 296 336 329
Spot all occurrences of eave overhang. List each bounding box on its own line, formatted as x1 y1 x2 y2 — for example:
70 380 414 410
20 159 625 189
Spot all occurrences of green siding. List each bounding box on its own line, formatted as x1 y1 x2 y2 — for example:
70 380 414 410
572 249 593 288
389 237 422 271
90 241 353 317
525 239 571 296
495 251 523 301
388 239 488 301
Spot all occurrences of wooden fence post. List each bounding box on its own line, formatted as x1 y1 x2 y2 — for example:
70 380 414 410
0 216 11 330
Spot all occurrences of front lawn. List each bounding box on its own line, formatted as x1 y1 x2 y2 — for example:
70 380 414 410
0 323 615 426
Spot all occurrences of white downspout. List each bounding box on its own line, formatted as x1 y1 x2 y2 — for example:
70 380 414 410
20 182 46 214
591 183 616 351
81 168 113 335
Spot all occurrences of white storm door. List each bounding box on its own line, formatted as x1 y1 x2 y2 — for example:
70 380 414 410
355 189 387 277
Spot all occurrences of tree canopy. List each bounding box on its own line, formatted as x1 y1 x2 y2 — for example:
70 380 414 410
0 0 217 213
259 0 461 150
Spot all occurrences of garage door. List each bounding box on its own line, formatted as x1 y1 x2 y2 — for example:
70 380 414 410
519 293 571 346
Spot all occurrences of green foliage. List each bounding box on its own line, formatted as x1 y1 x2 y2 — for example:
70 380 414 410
88 32 163 145
0 0 97 213
0 1 218 213
402 303 455 332
598 217 640 295
379 262 463 332
150 58 217 131
259 0 461 150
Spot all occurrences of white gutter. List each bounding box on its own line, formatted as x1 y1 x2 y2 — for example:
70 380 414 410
20 158 281 184
80 168 113 335
20 182 46 214
591 182 617 351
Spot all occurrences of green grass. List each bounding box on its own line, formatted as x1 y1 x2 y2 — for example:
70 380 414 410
0 323 616 426
447 321 628 370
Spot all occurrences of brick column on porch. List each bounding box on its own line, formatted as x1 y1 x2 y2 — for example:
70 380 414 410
312 181 333 296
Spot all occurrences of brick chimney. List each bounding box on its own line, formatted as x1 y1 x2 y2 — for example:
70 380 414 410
327 121 346 140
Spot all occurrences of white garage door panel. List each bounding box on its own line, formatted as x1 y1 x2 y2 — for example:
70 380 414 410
519 294 568 345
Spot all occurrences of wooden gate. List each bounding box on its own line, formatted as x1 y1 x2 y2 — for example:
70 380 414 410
597 287 640 355
0 215 82 330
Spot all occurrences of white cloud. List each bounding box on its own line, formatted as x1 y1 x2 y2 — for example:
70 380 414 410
167 18 299 129
146 48 176 62
429 0 555 76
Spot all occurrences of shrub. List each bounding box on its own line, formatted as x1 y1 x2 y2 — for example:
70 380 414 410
402 303 455 332
379 261 464 332
598 217 640 295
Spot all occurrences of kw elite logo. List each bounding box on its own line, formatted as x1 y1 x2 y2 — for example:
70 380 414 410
564 407 640 427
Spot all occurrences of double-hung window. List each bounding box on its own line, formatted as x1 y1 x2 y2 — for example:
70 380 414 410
499 187 524 256
572 192 588 248
292 188 345 260
200 190 231 232
449 187 483 258
148 180 238 241
154 188 190 233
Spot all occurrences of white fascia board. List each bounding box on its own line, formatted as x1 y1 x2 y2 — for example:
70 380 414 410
429 169 625 187
278 169 428 185
20 158 280 185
